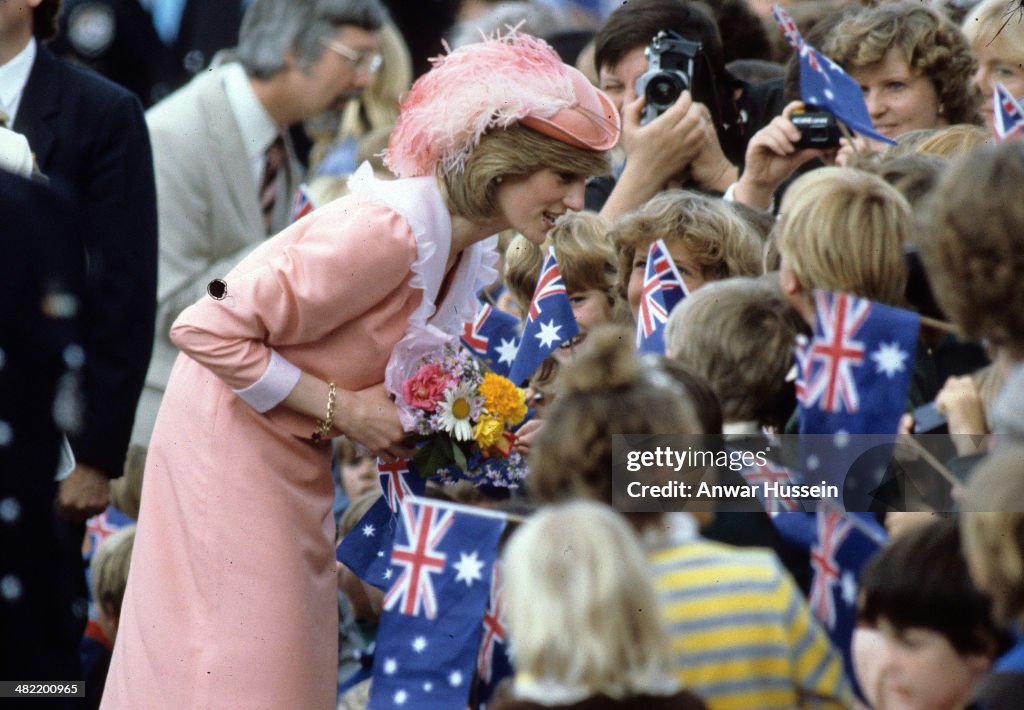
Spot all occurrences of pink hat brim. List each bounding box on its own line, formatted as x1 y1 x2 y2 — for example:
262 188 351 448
520 66 621 152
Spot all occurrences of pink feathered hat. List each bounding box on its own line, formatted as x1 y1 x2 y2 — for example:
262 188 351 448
384 31 620 178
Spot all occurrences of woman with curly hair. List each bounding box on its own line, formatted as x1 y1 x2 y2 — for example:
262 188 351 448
823 1 978 140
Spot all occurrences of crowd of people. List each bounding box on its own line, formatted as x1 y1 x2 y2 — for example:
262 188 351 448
3 0 1024 708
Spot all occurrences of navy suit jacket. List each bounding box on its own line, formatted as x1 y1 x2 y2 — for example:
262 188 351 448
14 45 157 479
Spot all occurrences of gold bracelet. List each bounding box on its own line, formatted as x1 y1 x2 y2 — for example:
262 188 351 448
312 382 336 444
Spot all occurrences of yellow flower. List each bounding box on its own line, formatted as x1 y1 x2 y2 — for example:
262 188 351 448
473 415 504 449
479 373 527 425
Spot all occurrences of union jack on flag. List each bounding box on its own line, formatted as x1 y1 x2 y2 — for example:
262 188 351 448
378 459 415 514
370 497 507 710
809 510 853 629
799 292 870 415
771 4 895 146
477 562 507 683
383 500 455 619
290 183 316 222
460 300 521 378
994 82 1024 142
508 247 579 385
648 239 688 313
740 460 803 513
635 244 678 355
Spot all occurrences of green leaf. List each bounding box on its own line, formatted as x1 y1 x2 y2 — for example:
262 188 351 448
412 437 456 480
451 441 468 472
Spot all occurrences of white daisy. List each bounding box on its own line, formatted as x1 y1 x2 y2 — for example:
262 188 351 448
438 384 480 441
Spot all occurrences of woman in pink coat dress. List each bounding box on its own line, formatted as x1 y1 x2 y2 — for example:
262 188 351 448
102 32 619 710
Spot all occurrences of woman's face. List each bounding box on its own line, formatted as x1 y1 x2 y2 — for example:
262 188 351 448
627 240 707 319
972 42 1024 131
872 618 990 710
849 48 946 139
494 168 587 245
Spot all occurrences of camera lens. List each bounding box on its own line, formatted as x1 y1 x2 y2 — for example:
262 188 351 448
646 73 686 108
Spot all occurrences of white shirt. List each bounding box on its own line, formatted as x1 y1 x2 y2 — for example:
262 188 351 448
220 61 281 189
0 37 37 125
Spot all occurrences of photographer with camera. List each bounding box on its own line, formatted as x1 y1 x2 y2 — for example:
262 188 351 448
590 0 785 219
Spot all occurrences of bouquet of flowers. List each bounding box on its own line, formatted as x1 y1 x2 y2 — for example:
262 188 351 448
398 342 529 487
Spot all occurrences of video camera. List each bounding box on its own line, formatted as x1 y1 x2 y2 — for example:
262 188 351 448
635 30 704 125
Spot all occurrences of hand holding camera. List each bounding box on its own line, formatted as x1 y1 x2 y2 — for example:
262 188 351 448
733 100 834 211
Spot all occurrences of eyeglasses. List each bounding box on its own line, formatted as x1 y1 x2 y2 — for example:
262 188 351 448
320 38 382 75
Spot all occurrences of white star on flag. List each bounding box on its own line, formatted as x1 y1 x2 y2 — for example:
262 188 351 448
383 568 393 580
362 523 375 537
453 551 485 587
383 658 398 675
496 337 518 366
834 430 850 449
841 570 858 607
807 454 820 471
535 320 562 348
412 636 427 653
449 670 463 687
871 341 909 378
394 689 407 705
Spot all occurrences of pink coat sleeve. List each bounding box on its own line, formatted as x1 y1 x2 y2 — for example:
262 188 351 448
169 197 418 391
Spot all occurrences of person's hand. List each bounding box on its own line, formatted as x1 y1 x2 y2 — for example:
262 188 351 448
335 384 415 461
834 134 884 167
620 90 708 186
512 418 544 456
57 463 110 523
935 375 989 457
689 103 739 193
733 101 827 210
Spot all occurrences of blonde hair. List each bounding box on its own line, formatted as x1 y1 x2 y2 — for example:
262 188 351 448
610 189 763 301
504 211 617 314
442 124 611 221
962 0 1024 72
110 443 145 520
823 2 978 126
959 447 1024 626
90 525 136 620
914 124 991 158
503 501 676 697
777 167 910 306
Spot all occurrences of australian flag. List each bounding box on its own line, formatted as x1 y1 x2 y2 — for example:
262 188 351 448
290 183 316 222
335 458 426 590
797 291 919 437
636 240 688 355
369 497 507 710
776 507 886 698
508 247 579 385
738 458 805 514
994 82 1024 142
771 4 896 146
795 291 919 506
461 301 521 378
473 561 514 708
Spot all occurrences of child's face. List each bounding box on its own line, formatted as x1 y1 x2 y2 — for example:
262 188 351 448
871 617 990 710
627 241 707 319
340 455 377 501
553 289 612 362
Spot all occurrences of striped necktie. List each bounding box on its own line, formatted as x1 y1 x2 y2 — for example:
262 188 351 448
261 135 285 234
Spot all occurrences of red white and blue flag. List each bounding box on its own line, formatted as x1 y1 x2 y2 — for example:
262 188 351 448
508 247 579 385
739 459 804 514
771 4 896 146
775 506 885 698
994 82 1024 142
290 184 316 222
636 240 687 354
369 497 507 710
797 291 918 436
461 301 521 378
474 561 513 707
335 458 426 590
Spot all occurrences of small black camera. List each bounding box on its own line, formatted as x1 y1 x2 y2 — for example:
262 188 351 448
635 31 703 125
790 110 842 149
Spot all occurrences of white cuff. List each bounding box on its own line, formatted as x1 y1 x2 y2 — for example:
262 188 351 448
233 349 301 413
723 180 775 213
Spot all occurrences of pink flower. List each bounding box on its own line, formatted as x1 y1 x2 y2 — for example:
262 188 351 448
402 363 453 412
